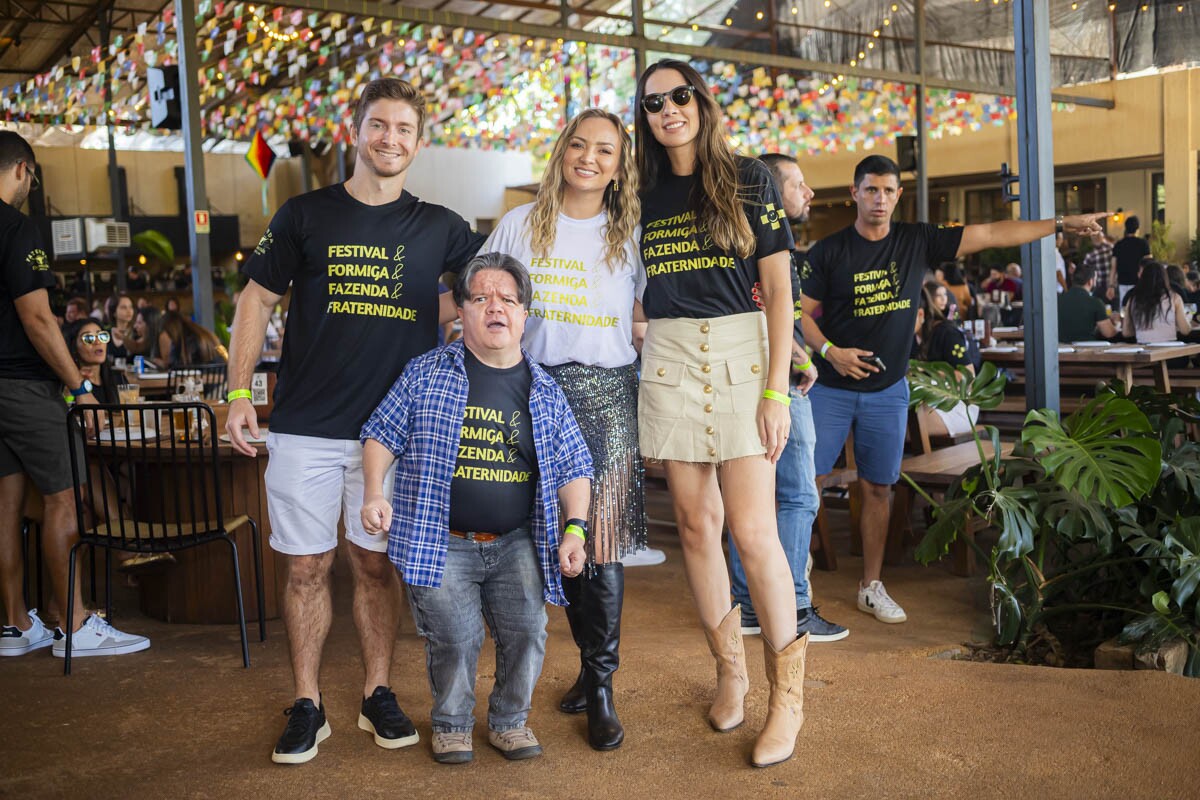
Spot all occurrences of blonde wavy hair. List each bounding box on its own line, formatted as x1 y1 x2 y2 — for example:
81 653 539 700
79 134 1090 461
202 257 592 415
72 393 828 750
635 59 757 259
526 108 641 272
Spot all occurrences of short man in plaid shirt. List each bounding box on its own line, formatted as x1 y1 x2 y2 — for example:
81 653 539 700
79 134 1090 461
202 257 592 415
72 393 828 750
361 252 591 765
1081 230 1115 302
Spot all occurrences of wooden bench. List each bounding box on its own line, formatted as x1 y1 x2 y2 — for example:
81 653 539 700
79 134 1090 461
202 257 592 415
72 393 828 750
888 439 1013 576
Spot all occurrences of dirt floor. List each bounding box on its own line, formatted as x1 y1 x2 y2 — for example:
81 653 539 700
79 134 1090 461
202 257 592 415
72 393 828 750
4 506 1200 800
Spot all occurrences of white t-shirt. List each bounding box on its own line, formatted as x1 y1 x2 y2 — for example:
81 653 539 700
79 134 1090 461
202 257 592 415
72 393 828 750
482 203 644 368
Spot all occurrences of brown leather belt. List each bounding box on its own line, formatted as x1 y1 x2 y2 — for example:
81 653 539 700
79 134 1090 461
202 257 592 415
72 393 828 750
449 529 501 542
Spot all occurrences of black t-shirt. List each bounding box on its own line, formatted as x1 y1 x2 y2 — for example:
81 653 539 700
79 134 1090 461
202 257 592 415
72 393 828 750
1113 235 1149 285
1057 286 1108 343
803 222 964 392
449 349 538 534
913 322 973 369
639 157 794 319
0 201 55 381
242 184 484 439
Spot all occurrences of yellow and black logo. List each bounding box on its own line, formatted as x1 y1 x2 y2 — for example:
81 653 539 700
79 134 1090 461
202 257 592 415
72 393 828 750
25 248 48 272
760 203 782 231
253 228 274 257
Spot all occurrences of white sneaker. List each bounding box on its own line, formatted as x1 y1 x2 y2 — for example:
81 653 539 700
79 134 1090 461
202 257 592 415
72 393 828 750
619 547 666 567
857 580 907 624
0 609 57 656
51 613 151 658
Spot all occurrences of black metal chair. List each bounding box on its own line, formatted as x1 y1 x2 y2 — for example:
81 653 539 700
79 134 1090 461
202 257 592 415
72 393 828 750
64 402 265 675
167 363 228 402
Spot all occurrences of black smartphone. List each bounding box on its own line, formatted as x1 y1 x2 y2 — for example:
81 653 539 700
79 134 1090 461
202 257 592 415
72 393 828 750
858 354 886 372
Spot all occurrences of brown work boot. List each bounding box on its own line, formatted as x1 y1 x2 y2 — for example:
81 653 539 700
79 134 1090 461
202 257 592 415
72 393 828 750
751 633 809 768
703 605 750 732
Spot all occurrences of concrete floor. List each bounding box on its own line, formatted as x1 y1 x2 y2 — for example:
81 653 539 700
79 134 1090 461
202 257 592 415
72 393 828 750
3 507 1200 799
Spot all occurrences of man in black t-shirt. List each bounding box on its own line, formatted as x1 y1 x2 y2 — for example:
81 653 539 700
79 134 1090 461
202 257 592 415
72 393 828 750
225 78 485 765
1058 265 1119 343
0 132 151 661
1111 216 1150 307
801 155 1107 625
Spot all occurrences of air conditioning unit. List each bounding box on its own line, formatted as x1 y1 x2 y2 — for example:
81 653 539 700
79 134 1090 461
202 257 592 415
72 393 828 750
51 218 85 258
85 218 131 252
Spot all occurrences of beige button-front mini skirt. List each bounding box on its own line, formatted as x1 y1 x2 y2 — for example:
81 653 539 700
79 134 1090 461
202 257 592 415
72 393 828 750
639 311 768 464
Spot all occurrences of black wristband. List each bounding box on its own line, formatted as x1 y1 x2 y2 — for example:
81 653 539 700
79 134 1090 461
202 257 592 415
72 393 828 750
565 517 588 534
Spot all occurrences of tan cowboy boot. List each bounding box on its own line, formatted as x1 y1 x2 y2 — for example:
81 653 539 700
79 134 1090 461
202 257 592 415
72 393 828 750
703 605 750 732
751 633 809 767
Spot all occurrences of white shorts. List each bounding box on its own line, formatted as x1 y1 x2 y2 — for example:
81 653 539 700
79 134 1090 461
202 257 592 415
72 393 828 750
265 432 395 556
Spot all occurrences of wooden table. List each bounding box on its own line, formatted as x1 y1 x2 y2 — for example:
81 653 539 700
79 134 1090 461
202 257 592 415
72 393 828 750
981 342 1200 393
121 369 171 399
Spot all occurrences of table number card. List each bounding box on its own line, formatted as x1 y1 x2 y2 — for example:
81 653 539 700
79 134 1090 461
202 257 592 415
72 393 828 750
251 372 268 405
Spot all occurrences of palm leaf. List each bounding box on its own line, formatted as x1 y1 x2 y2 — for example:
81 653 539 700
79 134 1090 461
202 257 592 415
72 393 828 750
132 229 176 267
1022 396 1161 507
907 359 1007 412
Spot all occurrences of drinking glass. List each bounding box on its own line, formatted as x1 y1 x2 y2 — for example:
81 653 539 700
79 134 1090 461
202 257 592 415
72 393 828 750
117 384 140 404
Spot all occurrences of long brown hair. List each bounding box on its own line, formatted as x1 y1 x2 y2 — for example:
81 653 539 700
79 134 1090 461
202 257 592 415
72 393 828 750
634 59 756 258
527 108 640 272
161 311 224 366
917 281 949 361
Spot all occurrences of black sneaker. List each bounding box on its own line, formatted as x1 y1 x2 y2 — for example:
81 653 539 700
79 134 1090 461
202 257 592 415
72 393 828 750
272 697 331 765
358 685 419 749
797 607 849 642
738 605 762 636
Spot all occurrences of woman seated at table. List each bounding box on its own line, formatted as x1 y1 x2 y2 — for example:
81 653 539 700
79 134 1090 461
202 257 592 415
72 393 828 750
161 310 226 368
104 293 136 362
62 319 121 403
1122 260 1191 344
128 305 168 369
912 282 978 437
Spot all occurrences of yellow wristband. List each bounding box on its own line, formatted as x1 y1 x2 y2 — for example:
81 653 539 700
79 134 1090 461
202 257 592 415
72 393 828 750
794 355 813 372
565 524 586 542
763 389 792 407
820 340 834 358
227 389 253 402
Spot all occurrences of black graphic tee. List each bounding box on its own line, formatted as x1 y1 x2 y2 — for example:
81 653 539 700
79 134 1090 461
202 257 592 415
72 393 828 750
1113 235 1150 286
243 184 484 439
914 322 974 369
0 201 55 380
449 349 538 534
640 157 794 319
803 222 963 393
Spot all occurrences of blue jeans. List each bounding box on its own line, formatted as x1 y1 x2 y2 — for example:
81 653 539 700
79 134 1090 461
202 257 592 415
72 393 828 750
729 390 819 611
405 527 548 733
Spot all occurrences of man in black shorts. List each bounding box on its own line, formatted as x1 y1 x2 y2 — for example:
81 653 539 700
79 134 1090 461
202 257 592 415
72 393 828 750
801 155 1107 624
225 78 485 764
0 131 149 660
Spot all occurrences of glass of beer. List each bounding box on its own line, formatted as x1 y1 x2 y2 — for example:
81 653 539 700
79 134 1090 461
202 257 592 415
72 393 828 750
117 384 140 404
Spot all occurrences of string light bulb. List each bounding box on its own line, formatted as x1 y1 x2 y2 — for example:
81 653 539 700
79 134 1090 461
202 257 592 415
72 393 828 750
756 11 764 20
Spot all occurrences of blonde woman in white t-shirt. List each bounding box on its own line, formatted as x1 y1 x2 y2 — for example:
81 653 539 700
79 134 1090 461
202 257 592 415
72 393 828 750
481 108 645 752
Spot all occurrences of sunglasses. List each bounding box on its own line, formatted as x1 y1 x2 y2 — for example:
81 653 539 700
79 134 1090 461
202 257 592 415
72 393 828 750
25 162 40 190
641 84 695 115
80 331 111 345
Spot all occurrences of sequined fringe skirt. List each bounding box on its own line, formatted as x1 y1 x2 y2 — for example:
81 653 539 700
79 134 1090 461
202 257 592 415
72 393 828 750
543 362 647 565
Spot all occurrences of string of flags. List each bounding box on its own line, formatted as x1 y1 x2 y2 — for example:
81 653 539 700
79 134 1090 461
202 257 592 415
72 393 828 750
0 3 1066 164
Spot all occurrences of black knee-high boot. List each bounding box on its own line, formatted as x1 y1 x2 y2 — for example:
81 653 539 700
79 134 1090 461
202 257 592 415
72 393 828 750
559 573 588 714
581 563 625 750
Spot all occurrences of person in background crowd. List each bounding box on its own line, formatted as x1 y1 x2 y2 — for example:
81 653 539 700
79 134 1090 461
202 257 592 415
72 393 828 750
165 297 181 314
635 58 811 768
941 261 974 318
105 293 135 361
63 296 88 324
1111 215 1149 307
1081 230 1115 302
800 153 1106 628
0 129 149 661
912 283 978 438
982 265 1021 300
131 305 168 369
481 108 646 751
360 253 591 765
225 77 484 766
160 310 225 368
1057 264 1120 343
1166 264 1189 302
1122 260 1191 344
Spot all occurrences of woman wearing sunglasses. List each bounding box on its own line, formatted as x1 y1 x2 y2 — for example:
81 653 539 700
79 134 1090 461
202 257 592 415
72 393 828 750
62 319 120 403
635 59 810 768
481 108 644 752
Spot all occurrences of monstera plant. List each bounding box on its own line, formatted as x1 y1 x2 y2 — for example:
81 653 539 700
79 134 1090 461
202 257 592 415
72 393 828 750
903 361 1186 669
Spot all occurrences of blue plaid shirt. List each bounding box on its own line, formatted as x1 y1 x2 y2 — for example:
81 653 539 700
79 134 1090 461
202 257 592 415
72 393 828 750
360 340 592 606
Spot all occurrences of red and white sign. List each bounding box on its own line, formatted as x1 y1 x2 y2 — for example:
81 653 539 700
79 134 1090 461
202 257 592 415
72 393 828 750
194 209 210 234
